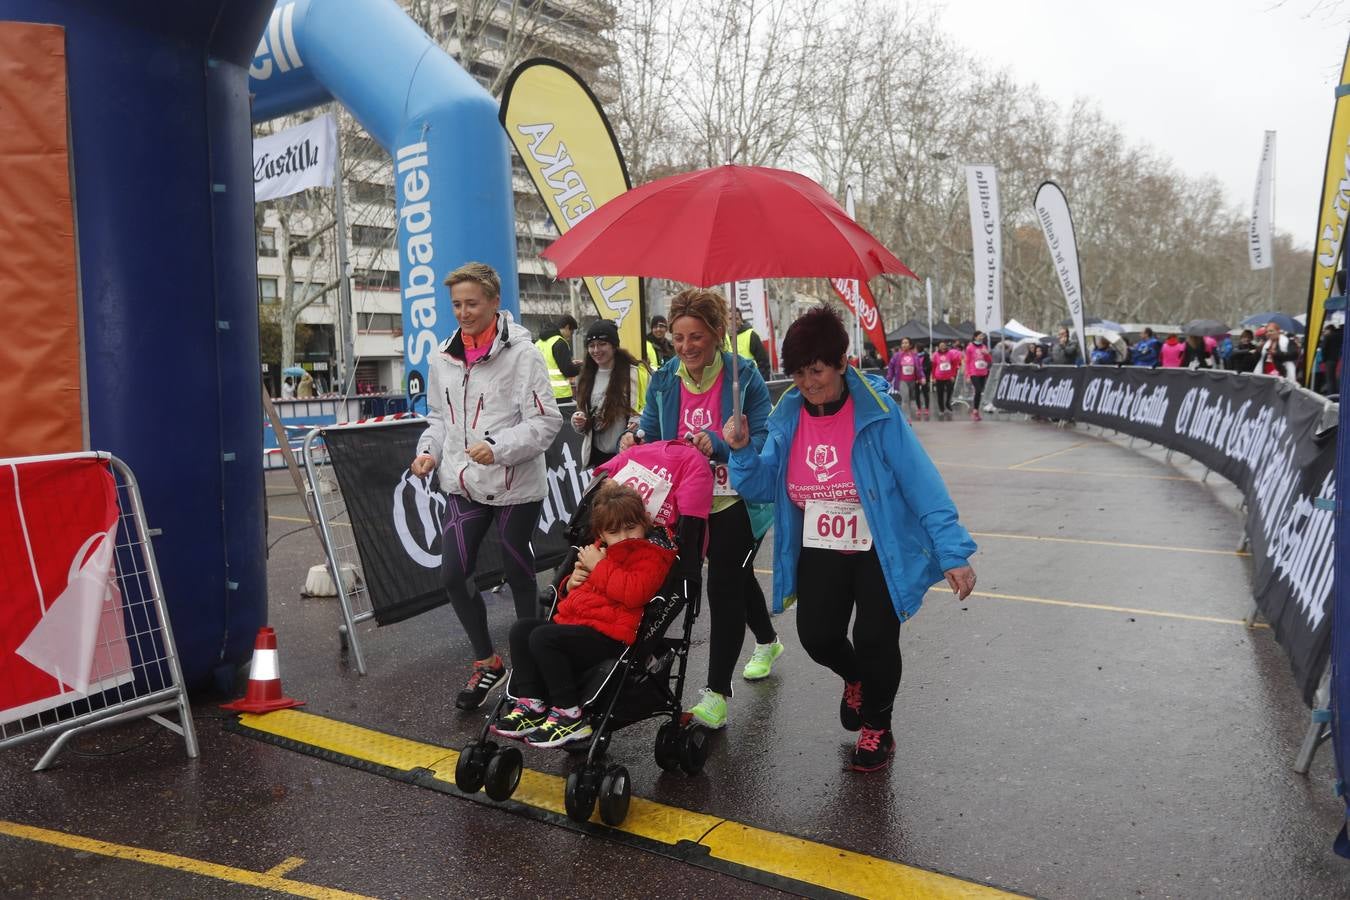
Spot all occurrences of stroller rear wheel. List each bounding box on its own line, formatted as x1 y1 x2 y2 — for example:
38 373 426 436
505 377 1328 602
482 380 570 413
654 721 682 772
483 746 523 801
678 726 707 776
598 765 632 826
455 740 496 793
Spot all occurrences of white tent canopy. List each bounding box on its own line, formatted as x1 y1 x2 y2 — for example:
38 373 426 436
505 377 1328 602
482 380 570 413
1001 318 1046 340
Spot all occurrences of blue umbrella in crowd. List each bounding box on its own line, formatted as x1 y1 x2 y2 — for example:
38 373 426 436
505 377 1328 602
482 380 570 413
282 366 306 377
1240 312 1303 333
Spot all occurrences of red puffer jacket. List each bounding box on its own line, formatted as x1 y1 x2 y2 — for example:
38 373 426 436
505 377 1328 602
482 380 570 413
554 530 677 645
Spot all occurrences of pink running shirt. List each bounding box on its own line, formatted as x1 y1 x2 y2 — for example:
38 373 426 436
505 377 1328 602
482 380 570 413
677 370 723 438
786 396 859 508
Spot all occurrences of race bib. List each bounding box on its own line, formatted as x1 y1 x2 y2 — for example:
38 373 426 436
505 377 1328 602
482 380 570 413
902 364 914 376
975 359 988 371
612 460 673 520
712 462 737 497
803 500 872 551
938 361 952 373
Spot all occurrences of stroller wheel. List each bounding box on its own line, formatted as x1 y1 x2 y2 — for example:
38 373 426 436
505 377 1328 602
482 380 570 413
654 721 681 772
678 726 707 776
564 766 601 823
599 765 632 826
483 746 523 802
455 740 495 793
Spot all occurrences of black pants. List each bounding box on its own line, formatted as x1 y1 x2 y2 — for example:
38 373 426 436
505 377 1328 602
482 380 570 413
907 381 928 410
705 501 775 695
508 618 624 710
440 493 542 660
970 375 988 409
934 379 953 412
795 546 901 729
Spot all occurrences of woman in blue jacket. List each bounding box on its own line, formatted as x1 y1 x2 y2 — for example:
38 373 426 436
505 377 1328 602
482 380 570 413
723 307 976 772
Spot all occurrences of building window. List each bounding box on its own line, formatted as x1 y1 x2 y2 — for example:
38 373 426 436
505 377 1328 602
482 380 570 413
357 312 402 333
292 280 328 304
258 229 277 257
289 234 313 258
350 180 395 205
258 277 279 303
353 269 400 291
352 224 396 248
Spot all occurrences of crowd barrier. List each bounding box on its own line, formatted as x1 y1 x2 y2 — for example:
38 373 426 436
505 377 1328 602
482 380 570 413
0 452 197 771
264 394 411 469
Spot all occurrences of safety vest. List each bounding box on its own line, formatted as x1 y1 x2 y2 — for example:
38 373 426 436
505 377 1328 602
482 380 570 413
724 328 756 362
634 361 650 414
645 339 661 370
535 334 572 398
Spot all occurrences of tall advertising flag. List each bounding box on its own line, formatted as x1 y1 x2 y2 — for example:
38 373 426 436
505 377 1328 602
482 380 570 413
252 113 336 202
829 186 888 358
499 60 645 356
1249 131 1276 270
1304 37 1350 386
730 279 778 371
1034 181 1088 361
965 165 1003 337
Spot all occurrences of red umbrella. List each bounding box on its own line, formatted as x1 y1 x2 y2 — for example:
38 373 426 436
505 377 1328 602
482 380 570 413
540 164 916 287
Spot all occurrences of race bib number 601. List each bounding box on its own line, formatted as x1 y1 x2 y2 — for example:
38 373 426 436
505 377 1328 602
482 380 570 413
803 500 872 551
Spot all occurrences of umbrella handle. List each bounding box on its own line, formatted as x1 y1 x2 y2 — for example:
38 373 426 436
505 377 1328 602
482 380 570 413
730 351 742 442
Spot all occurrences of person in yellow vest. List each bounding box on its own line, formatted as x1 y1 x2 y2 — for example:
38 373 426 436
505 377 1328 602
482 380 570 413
726 307 772 380
645 314 674 369
534 314 581 402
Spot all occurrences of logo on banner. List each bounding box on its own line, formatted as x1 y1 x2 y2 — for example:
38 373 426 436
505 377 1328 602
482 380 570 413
248 2 303 80
805 444 841 483
392 470 446 568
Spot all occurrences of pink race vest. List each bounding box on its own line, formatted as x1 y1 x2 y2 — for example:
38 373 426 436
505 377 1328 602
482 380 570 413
786 396 859 508
677 370 724 437
898 351 920 381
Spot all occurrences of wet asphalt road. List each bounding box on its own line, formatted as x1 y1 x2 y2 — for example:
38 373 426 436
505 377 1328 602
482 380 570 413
1 415 1346 898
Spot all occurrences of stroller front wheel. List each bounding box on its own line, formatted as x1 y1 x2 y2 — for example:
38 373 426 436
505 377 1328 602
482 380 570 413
599 765 632 826
483 746 523 801
678 726 707 776
455 740 495 793
654 721 682 772
564 765 601 822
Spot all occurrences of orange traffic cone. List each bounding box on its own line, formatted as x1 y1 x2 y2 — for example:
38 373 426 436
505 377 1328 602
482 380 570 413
221 626 304 713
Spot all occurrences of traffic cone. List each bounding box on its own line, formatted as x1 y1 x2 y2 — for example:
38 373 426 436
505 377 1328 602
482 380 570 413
221 626 304 713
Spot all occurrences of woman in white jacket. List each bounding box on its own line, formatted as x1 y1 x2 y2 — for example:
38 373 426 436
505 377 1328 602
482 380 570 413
410 262 563 710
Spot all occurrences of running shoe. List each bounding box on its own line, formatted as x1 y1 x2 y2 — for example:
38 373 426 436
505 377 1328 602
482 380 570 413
839 680 863 731
742 641 785 681
688 687 728 729
850 726 895 772
526 708 593 748
491 700 548 739
455 657 507 710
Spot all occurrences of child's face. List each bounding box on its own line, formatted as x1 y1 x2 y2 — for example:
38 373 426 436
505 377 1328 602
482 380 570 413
599 522 645 546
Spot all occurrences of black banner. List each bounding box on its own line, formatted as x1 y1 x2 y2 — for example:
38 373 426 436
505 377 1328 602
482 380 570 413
994 365 1337 705
322 408 591 626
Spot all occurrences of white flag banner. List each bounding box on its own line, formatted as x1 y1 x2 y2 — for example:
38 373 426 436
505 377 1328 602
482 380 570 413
253 113 337 202
1249 130 1276 270
1033 181 1088 361
730 279 776 368
965 165 1003 337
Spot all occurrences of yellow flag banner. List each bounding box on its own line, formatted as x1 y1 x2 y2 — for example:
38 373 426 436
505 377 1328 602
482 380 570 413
1303 36 1350 386
499 59 645 357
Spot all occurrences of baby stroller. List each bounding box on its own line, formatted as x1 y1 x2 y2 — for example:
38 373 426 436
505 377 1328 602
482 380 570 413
453 441 711 827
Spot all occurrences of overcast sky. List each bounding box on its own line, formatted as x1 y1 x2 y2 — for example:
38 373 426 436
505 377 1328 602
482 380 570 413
928 0 1347 248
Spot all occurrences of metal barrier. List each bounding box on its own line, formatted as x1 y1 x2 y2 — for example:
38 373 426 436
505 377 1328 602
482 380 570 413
0 452 198 771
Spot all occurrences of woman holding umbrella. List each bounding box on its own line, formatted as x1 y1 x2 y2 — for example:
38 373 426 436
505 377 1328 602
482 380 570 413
722 307 976 772
619 288 783 730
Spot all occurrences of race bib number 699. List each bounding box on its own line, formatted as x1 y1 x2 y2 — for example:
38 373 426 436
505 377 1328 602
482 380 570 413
803 500 872 551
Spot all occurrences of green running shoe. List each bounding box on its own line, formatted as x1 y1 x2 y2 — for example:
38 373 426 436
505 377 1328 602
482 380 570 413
688 688 728 729
742 641 785 681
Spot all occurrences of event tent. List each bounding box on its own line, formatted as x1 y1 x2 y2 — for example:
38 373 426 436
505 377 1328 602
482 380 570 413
1000 318 1045 340
886 318 964 343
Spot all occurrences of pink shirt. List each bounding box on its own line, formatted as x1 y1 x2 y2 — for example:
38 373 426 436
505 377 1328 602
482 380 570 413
595 439 714 524
786 396 859 508
1159 339 1186 368
677 370 724 437
932 349 962 381
964 343 992 376
896 351 922 382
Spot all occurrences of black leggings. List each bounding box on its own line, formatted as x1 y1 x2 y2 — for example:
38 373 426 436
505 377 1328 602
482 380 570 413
795 546 901 729
970 375 988 409
934 380 953 412
508 618 624 709
907 381 928 410
705 502 775 695
440 493 542 660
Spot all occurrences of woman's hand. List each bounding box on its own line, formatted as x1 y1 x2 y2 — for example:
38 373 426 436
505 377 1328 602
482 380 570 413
944 565 976 601
686 430 714 457
722 415 750 450
577 542 606 572
410 453 435 476
619 431 637 451
570 410 589 432
466 442 494 465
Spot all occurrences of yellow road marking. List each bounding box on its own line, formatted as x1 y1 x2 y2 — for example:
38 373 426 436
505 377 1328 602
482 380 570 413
963 589 1269 628
1007 441 1088 469
969 531 1249 558
238 710 1016 899
267 857 308 878
0 821 371 900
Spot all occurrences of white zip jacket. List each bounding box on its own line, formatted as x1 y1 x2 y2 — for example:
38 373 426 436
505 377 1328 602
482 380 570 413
416 312 563 505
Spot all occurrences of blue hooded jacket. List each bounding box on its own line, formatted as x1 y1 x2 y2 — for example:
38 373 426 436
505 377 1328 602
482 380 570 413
728 368 976 620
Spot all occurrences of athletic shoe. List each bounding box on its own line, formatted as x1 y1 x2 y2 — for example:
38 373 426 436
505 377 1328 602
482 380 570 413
526 707 593 748
455 657 507 710
491 700 548 739
840 680 863 731
742 641 785 681
850 726 895 772
688 687 728 729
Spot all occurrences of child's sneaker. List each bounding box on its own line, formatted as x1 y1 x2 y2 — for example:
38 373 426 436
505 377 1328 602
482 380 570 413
526 707 593 748
839 680 863 731
741 641 785 681
850 726 895 772
688 687 728 729
455 656 506 710
491 699 548 739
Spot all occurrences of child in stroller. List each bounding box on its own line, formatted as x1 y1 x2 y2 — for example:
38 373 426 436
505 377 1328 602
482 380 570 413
454 439 713 826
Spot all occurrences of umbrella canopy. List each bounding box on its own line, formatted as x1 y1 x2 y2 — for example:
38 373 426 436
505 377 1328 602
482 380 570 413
1001 318 1046 340
282 366 306 377
540 164 917 287
1239 311 1303 333
1182 319 1230 337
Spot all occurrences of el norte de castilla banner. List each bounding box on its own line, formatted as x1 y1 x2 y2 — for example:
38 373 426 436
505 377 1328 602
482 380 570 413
500 59 645 357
